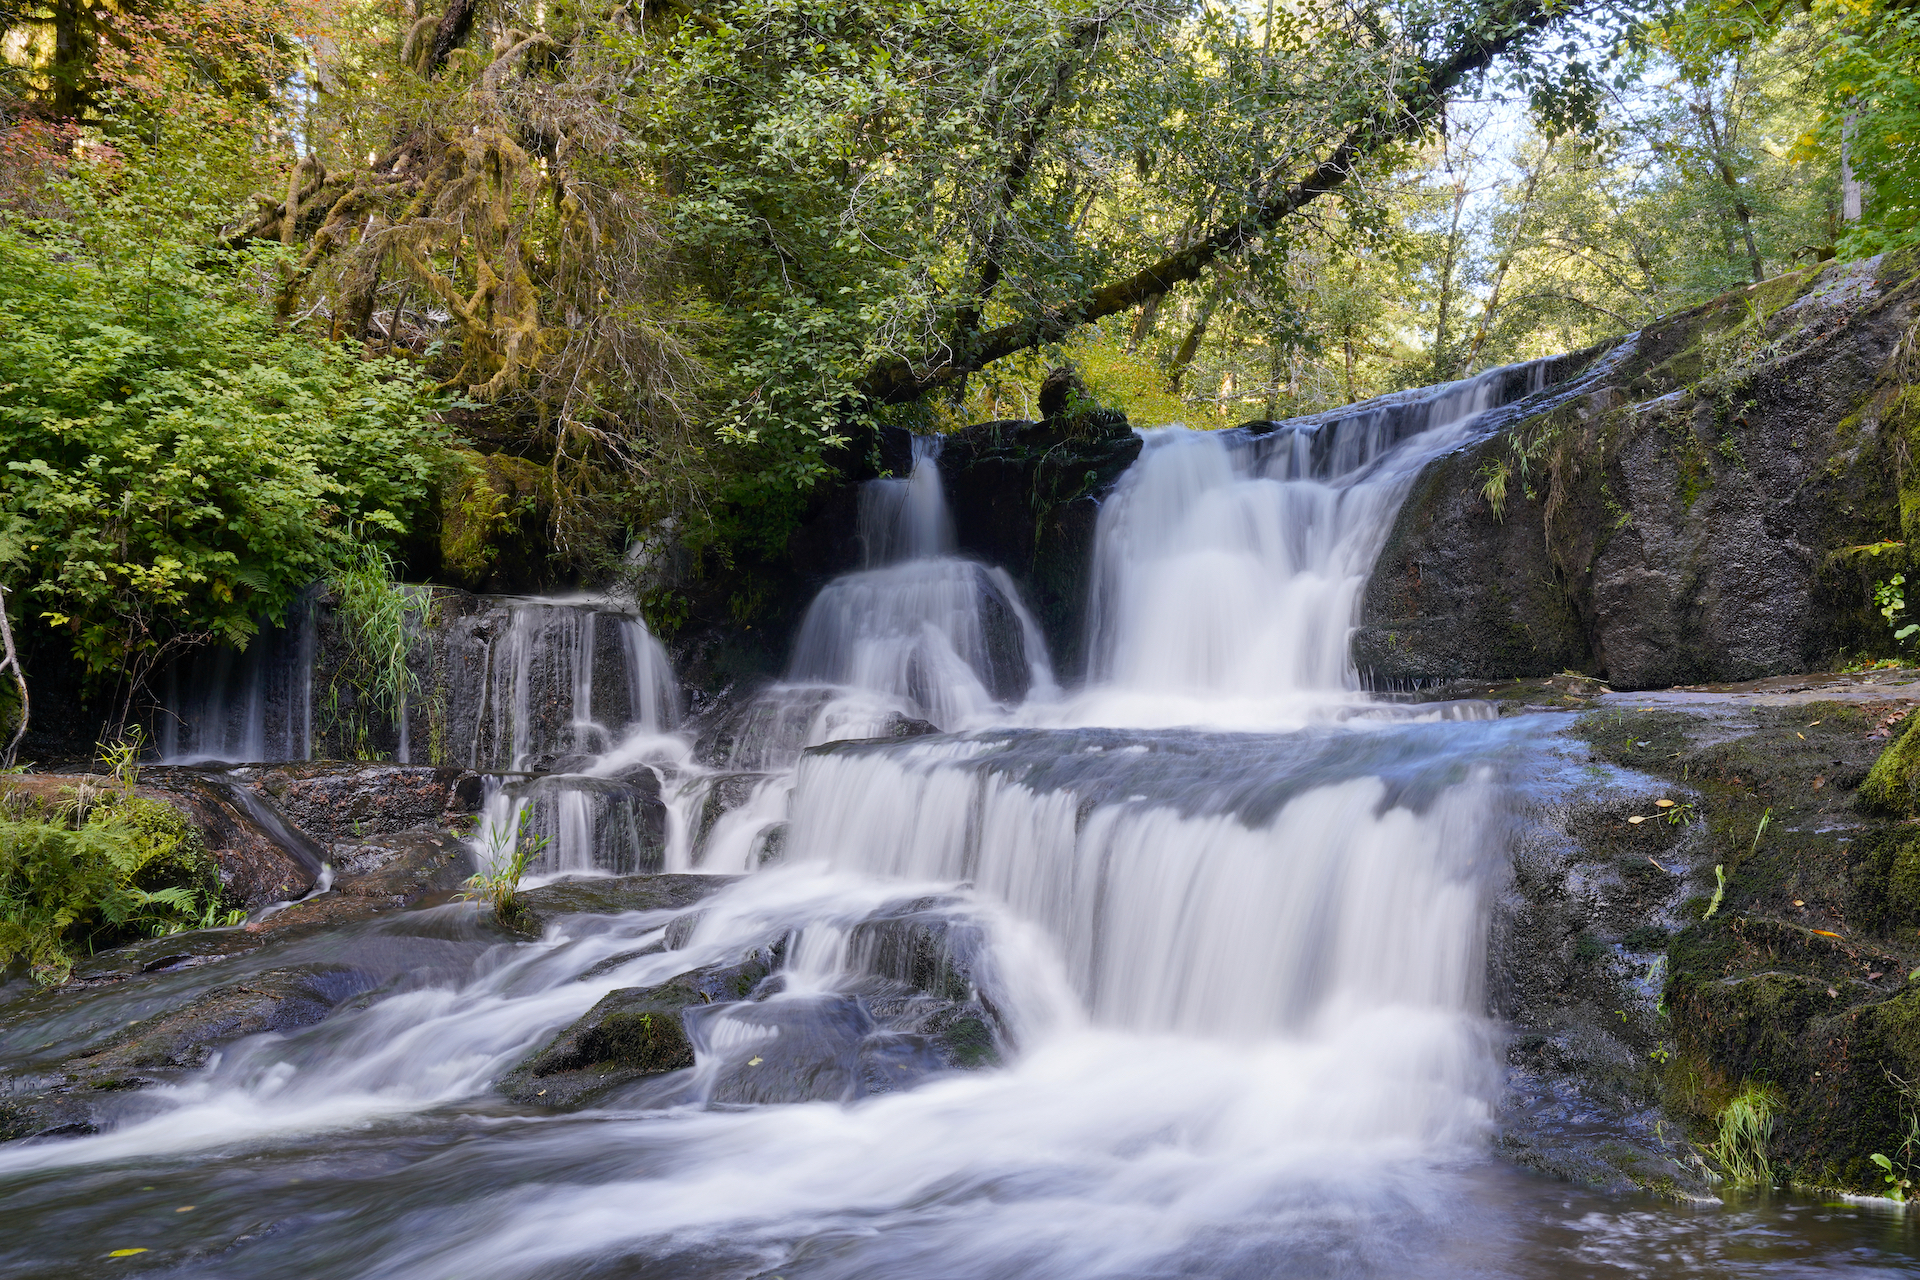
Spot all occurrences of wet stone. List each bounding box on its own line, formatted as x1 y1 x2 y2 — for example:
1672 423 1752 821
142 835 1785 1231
514 873 739 936
499 952 778 1107
242 762 487 843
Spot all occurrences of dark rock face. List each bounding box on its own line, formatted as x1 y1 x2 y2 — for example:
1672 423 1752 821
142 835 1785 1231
931 413 1142 681
1361 253 1920 689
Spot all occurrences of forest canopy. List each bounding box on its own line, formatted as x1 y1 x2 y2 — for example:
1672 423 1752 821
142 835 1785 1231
0 0 1914 694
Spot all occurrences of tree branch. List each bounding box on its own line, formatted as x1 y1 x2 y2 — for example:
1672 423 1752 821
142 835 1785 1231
859 0 1575 405
950 14 1112 364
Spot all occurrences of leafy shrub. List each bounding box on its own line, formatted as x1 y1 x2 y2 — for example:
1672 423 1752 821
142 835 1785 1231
0 212 445 683
0 791 235 984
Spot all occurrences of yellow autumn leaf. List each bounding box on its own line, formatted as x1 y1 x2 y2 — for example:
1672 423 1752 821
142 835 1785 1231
108 1249 149 1258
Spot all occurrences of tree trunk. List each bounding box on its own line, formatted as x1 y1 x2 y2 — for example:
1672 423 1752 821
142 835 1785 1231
1465 137 1553 371
1842 109 1865 223
1127 292 1163 353
0 584 27 767
1433 180 1467 380
427 0 479 78
1167 287 1223 393
1695 100 1764 284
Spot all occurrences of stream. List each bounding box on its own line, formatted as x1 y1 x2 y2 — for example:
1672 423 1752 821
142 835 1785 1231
5 364 1919 1277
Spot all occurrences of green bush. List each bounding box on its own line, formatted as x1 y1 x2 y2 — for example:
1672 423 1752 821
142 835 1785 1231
0 214 446 679
0 792 234 984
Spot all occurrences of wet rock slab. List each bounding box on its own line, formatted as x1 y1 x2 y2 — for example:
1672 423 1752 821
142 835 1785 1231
514 873 738 936
1496 680 1920 1196
0 831 485 1143
240 762 487 842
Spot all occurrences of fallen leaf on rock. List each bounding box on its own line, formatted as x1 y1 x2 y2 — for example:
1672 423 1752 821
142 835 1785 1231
1828 987 1839 997
1655 799 1676 808
748 1057 764 1066
1814 929 1842 938
175 1206 193 1213
108 1250 148 1258
1794 899 1805 907
1628 816 1646 824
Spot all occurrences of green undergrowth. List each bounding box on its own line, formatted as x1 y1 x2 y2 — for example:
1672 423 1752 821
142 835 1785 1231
0 784 236 985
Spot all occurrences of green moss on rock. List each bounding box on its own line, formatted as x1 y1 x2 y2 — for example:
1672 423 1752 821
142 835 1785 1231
438 449 550 590
1858 719 1920 815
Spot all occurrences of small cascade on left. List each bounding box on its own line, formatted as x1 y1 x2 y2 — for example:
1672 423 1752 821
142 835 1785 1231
155 586 320 763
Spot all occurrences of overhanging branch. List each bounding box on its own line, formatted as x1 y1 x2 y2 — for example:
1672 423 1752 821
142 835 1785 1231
859 0 1575 405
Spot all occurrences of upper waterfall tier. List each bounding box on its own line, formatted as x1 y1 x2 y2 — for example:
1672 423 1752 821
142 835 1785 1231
782 434 1056 730
1081 360 1555 708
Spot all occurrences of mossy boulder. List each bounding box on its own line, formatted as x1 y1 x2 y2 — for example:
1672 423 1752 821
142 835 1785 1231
1361 251 1920 688
437 449 553 593
499 954 776 1107
1531 688 1920 1195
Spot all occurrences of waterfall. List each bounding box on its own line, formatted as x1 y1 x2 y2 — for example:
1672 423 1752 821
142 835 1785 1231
466 600 680 772
155 586 317 763
784 435 1057 730
1081 362 1552 713
464 600 686 880
784 727 1504 1038
4 361 1629 1280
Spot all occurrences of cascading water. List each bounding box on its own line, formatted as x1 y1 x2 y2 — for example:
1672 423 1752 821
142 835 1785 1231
8 355 1908 1279
1074 362 1550 721
465 600 687 879
464 599 681 772
786 434 1056 728
155 586 318 763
